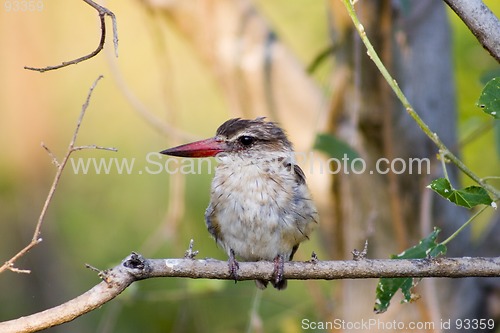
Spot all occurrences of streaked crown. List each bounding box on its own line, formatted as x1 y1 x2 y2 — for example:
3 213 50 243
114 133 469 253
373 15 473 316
215 117 293 155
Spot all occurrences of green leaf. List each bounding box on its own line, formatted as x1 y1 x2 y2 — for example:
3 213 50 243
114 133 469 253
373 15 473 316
374 228 446 314
374 277 413 314
390 228 444 260
313 133 362 170
428 243 447 258
427 177 454 199
477 77 500 119
307 45 334 74
427 178 493 209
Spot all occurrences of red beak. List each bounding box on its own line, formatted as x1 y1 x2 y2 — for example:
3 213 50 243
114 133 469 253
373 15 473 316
160 137 227 158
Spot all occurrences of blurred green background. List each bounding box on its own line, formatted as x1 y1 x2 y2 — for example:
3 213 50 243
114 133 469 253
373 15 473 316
0 1 499 332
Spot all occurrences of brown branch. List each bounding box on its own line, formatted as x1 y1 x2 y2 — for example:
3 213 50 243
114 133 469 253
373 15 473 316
1 251 499 332
0 75 117 275
443 0 500 63
24 0 118 73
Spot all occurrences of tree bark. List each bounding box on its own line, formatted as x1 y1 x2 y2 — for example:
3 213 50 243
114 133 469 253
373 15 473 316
444 0 500 62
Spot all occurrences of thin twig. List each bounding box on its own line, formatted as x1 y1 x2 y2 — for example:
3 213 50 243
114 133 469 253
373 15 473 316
72 145 118 152
1 252 499 332
0 240 42 274
33 76 104 240
352 240 368 260
0 75 116 274
440 205 489 246
24 0 118 73
7 266 32 274
41 142 60 167
439 151 450 182
184 239 199 259
84 263 102 274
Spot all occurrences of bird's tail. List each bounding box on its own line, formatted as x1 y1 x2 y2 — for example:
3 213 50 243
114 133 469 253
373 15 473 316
255 279 268 289
254 279 287 290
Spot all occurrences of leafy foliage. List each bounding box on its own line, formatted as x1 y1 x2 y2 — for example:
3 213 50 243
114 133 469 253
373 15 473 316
477 77 500 119
374 228 446 314
428 178 493 209
313 133 362 171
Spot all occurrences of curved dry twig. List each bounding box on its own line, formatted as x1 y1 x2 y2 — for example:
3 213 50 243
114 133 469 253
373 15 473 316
24 0 118 73
0 75 117 275
0 251 499 332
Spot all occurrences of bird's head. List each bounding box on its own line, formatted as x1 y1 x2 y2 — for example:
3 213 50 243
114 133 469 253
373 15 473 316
160 117 293 159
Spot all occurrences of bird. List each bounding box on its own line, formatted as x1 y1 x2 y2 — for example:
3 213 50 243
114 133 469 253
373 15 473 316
160 117 318 289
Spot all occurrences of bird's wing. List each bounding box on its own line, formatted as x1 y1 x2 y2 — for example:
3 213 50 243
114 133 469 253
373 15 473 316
293 164 306 185
205 203 222 242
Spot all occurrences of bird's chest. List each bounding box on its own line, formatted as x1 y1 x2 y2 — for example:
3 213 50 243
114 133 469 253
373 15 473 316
214 162 292 216
208 161 296 259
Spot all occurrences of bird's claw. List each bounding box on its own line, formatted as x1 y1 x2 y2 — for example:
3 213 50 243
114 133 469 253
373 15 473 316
228 249 240 283
273 254 285 287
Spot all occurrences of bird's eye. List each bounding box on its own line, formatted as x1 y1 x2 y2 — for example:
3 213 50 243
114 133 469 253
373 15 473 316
238 136 255 146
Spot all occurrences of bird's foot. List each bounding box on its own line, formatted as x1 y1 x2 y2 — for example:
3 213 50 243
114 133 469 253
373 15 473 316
271 254 287 290
228 249 240 284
